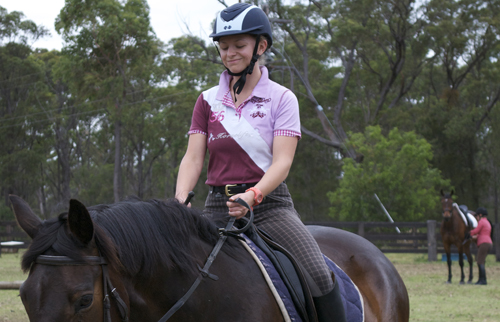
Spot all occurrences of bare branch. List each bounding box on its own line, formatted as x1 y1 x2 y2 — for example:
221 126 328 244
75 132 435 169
310 0 322 10
301 126 341 148
217 0 228 7
476 88 500 131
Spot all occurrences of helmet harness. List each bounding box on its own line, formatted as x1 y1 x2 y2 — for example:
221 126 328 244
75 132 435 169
210 4 273 102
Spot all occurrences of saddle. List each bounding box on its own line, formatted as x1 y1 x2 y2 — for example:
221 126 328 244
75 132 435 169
241 223 318 322
457 204 478 229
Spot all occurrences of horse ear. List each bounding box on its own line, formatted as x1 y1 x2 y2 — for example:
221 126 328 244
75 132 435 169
9 195 42 239
450 190 454 197
68 199 94 246
440 189 444 196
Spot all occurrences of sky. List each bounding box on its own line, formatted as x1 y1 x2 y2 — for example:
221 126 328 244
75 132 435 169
1 0 242 50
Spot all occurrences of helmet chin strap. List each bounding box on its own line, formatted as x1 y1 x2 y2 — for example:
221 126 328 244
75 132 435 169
216 36 261 103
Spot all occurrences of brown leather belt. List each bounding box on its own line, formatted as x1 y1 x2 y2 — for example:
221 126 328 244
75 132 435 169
210 182 258 197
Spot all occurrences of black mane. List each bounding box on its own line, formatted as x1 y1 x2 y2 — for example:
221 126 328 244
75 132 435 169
22 198 239 277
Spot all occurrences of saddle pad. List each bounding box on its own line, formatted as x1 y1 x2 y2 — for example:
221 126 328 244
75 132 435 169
242 235 364 322
241 235 299 321
324 255 364 322
453 203 478 228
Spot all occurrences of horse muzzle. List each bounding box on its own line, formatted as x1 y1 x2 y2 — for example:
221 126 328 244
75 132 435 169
442 211 451 221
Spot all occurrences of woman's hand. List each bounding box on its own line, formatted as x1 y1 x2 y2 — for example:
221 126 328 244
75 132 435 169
175 193 192 207
227 190 255 219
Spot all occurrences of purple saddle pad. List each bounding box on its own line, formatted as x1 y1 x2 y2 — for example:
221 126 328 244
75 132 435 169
243 235 363 322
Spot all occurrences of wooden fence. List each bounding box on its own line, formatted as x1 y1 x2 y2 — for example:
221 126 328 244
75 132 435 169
2 220 500 261
305 220 500 262
0 221 29 253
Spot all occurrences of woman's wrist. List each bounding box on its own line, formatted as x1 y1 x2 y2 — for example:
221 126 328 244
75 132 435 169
175 190 190 203
246 187 263 206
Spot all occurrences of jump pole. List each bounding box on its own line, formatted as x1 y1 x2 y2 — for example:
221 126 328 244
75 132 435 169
374 193 401 233
0 281 24 290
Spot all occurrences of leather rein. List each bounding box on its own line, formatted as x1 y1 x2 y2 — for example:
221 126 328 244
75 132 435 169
32 197 253 322
158 198 254 321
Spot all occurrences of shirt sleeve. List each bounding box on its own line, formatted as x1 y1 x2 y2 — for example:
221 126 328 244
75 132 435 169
470 220 483 236
188 94 209 136
273 90 301 138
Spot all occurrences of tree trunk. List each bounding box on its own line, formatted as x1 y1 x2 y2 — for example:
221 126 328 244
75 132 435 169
114 116 122 203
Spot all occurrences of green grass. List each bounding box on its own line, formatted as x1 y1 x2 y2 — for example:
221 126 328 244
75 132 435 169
0 251 499 321
0 252 28 322
386 253 500 322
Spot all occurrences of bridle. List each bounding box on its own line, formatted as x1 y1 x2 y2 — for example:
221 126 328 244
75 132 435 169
158 198 254 321
32 198 253 322
441 197 453 221
34 254 129 322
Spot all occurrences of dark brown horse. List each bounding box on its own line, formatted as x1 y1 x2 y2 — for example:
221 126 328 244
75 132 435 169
440 190 473 284
10 195 409 322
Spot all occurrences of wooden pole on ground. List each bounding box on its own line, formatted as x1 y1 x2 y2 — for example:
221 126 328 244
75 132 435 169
0 281 24 290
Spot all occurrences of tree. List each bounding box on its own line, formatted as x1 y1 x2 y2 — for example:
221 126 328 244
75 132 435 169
328 126 450 221
0 6 48 216
56 0 162 202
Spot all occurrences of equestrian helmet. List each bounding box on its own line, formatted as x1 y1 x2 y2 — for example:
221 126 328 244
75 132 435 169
210 3 273 48
475 207 488 216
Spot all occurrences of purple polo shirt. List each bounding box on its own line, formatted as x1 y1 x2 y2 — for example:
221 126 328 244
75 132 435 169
188 66 301 186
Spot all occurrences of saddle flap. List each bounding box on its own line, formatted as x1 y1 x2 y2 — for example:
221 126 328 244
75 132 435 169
244 224 318 322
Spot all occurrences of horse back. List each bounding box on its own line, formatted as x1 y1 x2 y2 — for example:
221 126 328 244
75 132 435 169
307 225 410 322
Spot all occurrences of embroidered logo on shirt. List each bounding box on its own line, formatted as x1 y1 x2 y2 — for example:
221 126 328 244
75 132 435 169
209 131 256 142
210 102 226 122
210 111 225 123
249 97 271 118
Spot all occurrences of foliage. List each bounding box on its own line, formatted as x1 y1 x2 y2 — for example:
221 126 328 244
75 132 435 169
328 126 450 221
1 1 500 221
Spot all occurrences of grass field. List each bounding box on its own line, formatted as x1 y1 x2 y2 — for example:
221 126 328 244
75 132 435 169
0 251 499 321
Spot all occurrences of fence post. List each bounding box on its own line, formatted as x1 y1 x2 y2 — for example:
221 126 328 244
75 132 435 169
357 222 365 238
427 220 437 261
495 223 500 262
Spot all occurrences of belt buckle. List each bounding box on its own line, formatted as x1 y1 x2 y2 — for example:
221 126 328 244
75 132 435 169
225 184 237 197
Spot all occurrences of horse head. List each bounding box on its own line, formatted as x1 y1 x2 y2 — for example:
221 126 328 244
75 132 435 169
440 189 454 221
9 195 128 322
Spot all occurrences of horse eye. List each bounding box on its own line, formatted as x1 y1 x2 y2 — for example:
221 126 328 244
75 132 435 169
76 294 94 311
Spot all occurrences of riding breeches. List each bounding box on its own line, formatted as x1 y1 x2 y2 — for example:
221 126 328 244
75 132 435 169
203 182 334 296
476 243 492 265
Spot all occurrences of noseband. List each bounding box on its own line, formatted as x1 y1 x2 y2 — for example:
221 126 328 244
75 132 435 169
34 255 129 322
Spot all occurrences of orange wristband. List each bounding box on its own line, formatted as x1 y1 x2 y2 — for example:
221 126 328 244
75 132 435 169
246 187 263 206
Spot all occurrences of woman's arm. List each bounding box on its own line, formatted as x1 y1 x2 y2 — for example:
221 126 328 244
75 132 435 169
175 133 207 204
227 135 298 218
470 219 483 236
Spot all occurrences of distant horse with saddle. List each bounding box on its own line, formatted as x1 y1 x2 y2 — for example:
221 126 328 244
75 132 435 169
440 190 477 284
10 195 409 321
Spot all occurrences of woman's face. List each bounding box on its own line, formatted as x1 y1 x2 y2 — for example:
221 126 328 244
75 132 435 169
218 34 267 74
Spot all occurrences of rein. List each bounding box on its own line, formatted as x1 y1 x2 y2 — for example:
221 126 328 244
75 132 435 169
158 198 254 321
32 195 252 322
34 255 129 322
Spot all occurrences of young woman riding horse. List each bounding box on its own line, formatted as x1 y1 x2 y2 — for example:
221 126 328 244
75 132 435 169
440 190 474 284
175 3 344 320
11 195 410 321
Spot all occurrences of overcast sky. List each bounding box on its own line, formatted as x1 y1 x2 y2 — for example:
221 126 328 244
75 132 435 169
2 0 242 50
